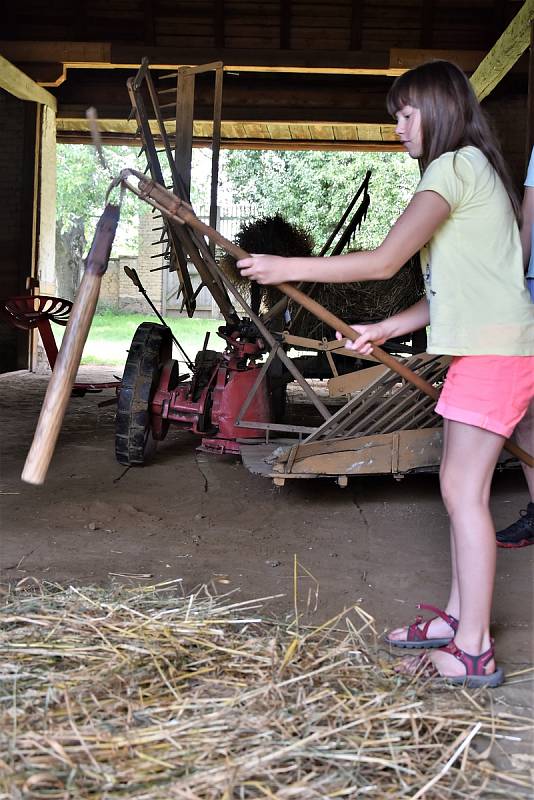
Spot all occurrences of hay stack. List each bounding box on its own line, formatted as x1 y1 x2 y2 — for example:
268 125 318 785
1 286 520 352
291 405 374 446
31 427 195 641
218 215 424 337
1 578 531 799
218 214 314 314
289 256 424 340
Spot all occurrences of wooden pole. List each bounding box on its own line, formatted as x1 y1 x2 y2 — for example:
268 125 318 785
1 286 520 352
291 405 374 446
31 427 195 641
21 205 120 485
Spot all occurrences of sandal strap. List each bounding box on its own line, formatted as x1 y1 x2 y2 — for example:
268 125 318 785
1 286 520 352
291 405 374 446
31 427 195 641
417 603 459 632
405 603 458 642
440 640 495 676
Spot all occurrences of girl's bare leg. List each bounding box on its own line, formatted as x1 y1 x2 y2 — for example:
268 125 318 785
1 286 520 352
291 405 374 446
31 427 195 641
388 420 459 642
429 420 504 677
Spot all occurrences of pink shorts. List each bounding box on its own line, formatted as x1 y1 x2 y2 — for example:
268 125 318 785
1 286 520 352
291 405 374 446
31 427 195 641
435 355 534 438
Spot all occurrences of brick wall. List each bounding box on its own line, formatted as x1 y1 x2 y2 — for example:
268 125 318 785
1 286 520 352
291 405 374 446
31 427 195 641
118 212 164 313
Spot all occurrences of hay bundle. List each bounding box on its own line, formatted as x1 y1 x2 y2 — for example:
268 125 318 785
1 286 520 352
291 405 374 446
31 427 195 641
289 256 424 341
1 578 531 799
219 215 424 338
219 214 314 314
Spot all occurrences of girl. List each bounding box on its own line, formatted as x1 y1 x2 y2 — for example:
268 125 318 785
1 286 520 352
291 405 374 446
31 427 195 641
237 60 534 687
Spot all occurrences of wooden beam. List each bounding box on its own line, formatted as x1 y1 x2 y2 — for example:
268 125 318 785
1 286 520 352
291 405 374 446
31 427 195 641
0 55 57 110
470 0 534 100
390 48 486 72
0 41 112 67
56 128 405 152
0 39 530 78
56 116 398 144
0 40 394 74
16 62 66 87
58 104 391 125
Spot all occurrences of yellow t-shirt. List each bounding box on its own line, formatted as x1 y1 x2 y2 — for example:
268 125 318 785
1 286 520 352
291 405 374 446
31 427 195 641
415 146 534 355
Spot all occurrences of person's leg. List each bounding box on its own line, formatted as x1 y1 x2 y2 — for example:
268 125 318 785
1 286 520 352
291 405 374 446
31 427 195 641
388 420 459 644
429 420 504 677
496 402 534 547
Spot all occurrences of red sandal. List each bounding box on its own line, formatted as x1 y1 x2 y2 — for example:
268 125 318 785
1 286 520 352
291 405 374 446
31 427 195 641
385 604 459 649
428 640 504 688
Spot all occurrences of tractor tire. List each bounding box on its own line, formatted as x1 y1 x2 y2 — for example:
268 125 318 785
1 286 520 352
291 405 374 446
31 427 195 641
115 322 172 466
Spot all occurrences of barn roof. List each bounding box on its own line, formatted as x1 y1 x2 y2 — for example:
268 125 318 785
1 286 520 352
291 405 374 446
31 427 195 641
1 0 532 149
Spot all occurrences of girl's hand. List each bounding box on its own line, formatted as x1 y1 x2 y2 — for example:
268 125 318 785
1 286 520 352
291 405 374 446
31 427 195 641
236 254 289 285
335 321 391 355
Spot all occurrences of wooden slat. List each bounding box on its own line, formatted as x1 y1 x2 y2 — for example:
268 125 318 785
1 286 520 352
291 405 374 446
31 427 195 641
214 0 225 47
356 123 380 140
279 0 291 48
144 0 155 45
175 67 195 196
350 0 364 50
289 123 312 139
333 124 360 140
266 122 292 138
309 124 335 139
420 0 435 47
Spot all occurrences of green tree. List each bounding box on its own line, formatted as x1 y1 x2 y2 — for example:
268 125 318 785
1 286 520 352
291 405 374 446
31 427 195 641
56 144 143 255
220 150 420 252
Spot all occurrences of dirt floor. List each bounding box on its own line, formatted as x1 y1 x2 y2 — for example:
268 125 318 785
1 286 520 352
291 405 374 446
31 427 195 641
1 367 533 719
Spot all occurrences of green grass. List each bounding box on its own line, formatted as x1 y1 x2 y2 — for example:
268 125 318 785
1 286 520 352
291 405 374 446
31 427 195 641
54 310 222 367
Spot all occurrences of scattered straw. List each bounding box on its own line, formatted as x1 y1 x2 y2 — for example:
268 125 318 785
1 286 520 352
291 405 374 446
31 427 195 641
0 580 532 799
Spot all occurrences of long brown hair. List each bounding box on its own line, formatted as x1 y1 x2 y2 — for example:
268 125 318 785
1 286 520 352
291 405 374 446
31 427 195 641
387 60 521 222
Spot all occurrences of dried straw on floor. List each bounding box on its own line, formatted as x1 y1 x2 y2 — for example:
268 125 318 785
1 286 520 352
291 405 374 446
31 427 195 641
0 578 532 799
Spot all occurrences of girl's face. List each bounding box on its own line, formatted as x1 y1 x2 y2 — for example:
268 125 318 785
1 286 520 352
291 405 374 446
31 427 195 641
394 105 422 158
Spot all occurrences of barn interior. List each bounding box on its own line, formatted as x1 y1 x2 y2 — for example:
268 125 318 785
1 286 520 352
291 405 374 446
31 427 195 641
1 2 533 795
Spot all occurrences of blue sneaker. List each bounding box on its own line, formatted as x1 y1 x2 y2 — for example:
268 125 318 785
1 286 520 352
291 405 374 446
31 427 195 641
496 502 534 548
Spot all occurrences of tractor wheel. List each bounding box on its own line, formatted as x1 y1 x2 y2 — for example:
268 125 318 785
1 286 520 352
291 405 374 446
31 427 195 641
115 322 172 466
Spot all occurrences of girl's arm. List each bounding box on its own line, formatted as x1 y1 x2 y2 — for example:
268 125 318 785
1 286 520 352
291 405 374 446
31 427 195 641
338 297 430 354
237 191 450 284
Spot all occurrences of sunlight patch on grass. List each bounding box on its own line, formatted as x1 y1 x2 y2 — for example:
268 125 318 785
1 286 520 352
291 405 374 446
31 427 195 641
54 311 223 367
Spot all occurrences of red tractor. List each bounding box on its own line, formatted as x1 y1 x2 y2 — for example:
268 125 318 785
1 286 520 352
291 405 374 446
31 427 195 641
115 318 275 465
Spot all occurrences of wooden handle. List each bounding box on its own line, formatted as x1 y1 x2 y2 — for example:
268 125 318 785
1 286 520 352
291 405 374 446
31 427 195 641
136 178 534 469
21 274 102 485
21 204 119 485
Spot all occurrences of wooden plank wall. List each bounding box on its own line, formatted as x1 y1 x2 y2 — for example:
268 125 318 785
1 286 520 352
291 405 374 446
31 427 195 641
5 0 523 52
0 92 36 372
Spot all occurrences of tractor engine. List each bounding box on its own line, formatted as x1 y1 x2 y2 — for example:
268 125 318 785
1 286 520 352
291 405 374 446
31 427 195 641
115 320 272 465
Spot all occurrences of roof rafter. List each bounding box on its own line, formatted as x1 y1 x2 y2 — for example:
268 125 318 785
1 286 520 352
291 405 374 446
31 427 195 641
470 0 534 100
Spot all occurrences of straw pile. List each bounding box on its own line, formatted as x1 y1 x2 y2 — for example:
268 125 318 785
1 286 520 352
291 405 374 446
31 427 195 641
285 257 425 341
1 578 532 799
218 214 314 314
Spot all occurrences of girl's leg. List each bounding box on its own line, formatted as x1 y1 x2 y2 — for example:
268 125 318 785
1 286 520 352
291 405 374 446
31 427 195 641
388 419 459 642
430 420 504 677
